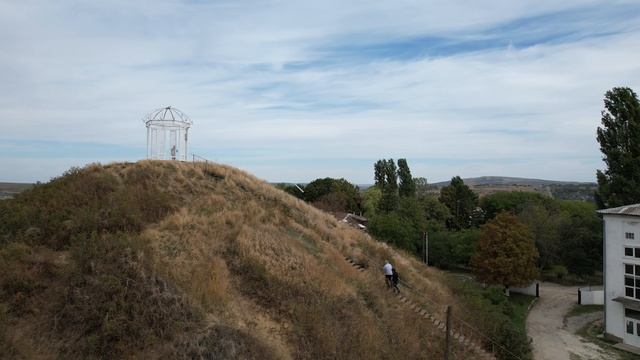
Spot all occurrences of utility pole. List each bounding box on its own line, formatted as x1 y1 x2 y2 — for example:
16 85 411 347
444 305 452 360
424 232 429 265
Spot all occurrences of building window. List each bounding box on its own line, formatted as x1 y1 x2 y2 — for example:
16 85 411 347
628 320 635 334
624 246 640 258
627 232 635 240
624 263 640 300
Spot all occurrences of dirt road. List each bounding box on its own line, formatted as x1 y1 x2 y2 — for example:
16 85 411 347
526 282 615 360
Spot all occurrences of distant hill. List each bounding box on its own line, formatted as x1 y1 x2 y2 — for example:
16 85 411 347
429 176 594 187
427 176 597 202
0 182 33 199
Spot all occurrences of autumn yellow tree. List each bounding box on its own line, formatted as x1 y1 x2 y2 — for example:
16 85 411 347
471 212 539 288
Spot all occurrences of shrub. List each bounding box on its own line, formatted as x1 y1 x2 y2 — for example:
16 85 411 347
549 265 569 280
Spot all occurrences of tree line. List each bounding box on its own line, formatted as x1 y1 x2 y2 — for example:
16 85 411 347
275 86 640 289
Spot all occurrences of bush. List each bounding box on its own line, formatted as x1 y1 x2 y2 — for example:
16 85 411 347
428 230 479 269
544 265 569 280
447 279 532 360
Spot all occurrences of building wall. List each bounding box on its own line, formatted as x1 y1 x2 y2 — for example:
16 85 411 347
604 214 640 344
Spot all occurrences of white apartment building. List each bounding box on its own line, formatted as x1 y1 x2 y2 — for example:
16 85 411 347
599 204 640 349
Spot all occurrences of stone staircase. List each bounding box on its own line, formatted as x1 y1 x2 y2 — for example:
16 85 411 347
346 257 496 360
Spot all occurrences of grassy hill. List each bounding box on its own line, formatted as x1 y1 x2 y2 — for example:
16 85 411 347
430 176 592 187
0 161 487 359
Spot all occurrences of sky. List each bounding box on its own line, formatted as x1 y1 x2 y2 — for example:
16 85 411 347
1 0 640 184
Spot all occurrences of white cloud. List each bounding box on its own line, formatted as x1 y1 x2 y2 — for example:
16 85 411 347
0 0 639 183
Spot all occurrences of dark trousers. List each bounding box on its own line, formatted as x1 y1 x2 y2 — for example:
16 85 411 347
385 275 393 288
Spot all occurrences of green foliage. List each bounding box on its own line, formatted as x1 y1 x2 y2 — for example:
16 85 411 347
555 201 602 276
361 186 382 218
397 158 416 198
493 319 532 360
542 265 569 280
518 203 560 269
303 178 361 213
374 159 399 213
471 212 539 287
369 196 428 254
439 176 478 230
419 195 451 233
479 192 602 278
480 191 551 221
447 280 532 360
368 213 415 251
596 87 640 208
428 230 479 268
274 183 305 199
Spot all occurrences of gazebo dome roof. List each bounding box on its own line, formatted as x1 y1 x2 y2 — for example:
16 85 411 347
143 106 192 125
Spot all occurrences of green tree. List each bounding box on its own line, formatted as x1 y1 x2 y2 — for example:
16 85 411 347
303 178 361 213
480 191 550 221
275 183 305 199
362 186 382 218
418 195 451 233
369 197 427 254
439 176 478 230
555 201 602 276
368 213 414 251
596 87 640 208
397 159 416 198
471 212 539 288
375 159 399 213
374 160 386 188
428 229 479 269
517 203 559 270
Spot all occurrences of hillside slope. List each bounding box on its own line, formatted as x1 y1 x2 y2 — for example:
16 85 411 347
0 161 478 359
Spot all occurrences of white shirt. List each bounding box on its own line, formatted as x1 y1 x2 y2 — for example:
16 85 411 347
383 263 393 276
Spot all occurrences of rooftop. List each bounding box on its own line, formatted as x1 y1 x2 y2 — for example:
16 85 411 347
597 204 640 217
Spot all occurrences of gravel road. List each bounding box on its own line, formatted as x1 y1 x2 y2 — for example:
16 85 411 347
526 282 616 360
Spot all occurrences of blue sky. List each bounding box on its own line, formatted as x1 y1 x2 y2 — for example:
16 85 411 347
1 0 639 183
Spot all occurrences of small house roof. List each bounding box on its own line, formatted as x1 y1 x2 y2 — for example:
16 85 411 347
597 203 640 217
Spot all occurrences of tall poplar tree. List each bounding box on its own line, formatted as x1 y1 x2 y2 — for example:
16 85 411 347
397 158 416 198
379 159 398 212
596 87 640 209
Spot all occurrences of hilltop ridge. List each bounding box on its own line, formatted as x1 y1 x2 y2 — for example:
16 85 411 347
429 176 595 187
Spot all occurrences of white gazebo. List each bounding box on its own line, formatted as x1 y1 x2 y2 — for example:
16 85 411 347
144 106 192 161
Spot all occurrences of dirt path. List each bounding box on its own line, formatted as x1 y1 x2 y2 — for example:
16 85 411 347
526 282 615 360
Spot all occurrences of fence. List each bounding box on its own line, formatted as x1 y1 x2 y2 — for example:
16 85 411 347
509 282 539 297
578 285 604 305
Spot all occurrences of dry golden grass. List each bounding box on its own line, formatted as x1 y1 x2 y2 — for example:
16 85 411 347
0 160 478 359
